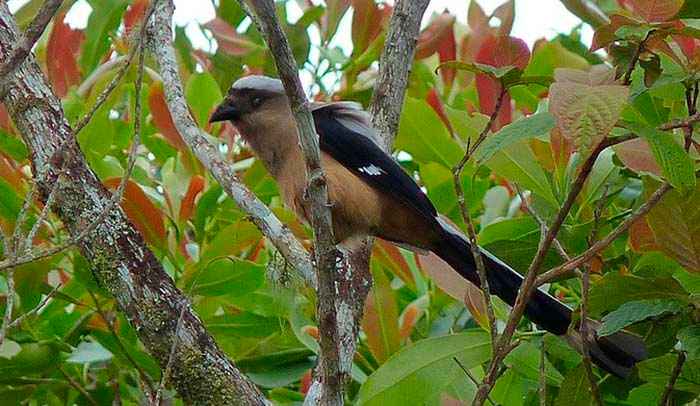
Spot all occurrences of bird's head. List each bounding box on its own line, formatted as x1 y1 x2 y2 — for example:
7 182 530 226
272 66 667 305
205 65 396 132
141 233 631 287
209 75 287 126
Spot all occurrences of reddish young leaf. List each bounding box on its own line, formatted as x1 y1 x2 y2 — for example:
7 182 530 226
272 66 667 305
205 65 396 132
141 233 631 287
591 14 639 51
437 26 457 87
361 268 400 364
620 0 684 22
351 0 384 55
104 178 166 248
0 104 11 133
46 12 84 97
550 127 574 168
204 18 260 56
299 370 313 395
124 0 148 37
399 303 421 339
323 0 351 42
415 12 456 59
629 216 660 252
475 35 530 70
474 36 529 128
178 175 205 222
425 88 454 135
468 0 489 30
493 0 515 36
0 156 23 190
613 138 662 175
373 240 414 286
148 82 187 151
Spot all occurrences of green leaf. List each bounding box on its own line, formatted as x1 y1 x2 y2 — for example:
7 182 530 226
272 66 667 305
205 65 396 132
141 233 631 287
638 354 700 393
504 341 564 386
588 273 689 315
185 72 224 127
484 142 558 206
630 124 696 192
491 369 527 406
0 178 22 222
206 312 281 338
0 131 28 161
67 340 113 364
356 332 491 405
80 0 128 74
396 98 464 168
186 257 264 297
646 178 700 272
679 325 700 360
0 341 61 377
475 112 555 162
555 365 593 406
599 299 685 336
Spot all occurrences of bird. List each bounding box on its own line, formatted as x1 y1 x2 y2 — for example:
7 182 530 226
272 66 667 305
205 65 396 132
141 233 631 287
210 75 647 378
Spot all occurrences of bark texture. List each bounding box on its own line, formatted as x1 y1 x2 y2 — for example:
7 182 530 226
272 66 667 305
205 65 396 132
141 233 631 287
0 3 265 405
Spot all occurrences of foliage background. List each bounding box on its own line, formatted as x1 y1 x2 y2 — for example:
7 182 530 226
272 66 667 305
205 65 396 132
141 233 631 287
1 0 700 404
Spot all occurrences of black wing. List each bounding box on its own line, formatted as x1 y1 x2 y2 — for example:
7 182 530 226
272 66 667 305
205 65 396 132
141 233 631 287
312 104 437 222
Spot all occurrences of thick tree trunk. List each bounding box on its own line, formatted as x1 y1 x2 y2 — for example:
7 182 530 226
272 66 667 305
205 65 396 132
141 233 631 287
0 3 265 405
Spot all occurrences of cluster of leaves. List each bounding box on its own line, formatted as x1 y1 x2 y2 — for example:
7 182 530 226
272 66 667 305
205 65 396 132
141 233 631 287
1 0 700 404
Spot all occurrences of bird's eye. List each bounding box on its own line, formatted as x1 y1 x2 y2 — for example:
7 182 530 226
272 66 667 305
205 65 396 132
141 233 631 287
251 96 263 108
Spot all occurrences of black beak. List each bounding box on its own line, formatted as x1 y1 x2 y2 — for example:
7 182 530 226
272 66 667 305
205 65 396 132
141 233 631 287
209 100 241 123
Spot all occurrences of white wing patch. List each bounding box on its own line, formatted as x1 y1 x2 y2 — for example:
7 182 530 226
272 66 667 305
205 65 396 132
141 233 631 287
358 164 386 176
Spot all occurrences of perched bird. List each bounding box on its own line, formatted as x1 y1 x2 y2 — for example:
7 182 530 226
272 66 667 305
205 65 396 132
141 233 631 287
210 75 647 377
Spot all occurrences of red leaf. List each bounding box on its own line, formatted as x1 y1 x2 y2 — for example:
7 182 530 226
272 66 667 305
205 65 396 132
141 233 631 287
591 14 639 51
104 178 166 248
620 0 684 22
373 240 414 286
0 104 11 133
361 269 400 363
399 303 421 339
415 12 456 59
178 175 205 222
550 127 574 168
46 12 84 97
426 88 454 135
493 0 515 36
475 35 530 70
300 370 313 395
350 0 384 54
204 18 260 56
468 0 489 30
437 26 457 87
323 0 351 42
124 0 148 37
148 82 187 151
613 137 662 175
0 156 23 190
473 36 528 129
629 216 659 252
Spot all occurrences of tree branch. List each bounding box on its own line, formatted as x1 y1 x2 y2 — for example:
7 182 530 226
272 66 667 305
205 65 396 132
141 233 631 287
369 0 430 150
246 1 343 403
0 0 62 84
150 0 314 287
0 2 266 403
659 352 686 406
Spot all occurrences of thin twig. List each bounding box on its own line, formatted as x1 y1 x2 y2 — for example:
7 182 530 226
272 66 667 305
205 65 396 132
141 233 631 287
537 182 672 284
23 175 61 254
58 365 99 406
89 291 156 395
453 357 495 406
0 270 15 346
623 30 653 86
0 0 63 83
659 352 686 406
7 284 60 329
452 88 507 349
154 301 188 405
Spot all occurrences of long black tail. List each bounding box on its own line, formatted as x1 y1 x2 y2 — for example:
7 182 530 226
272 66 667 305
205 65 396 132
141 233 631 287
432 222 647 377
